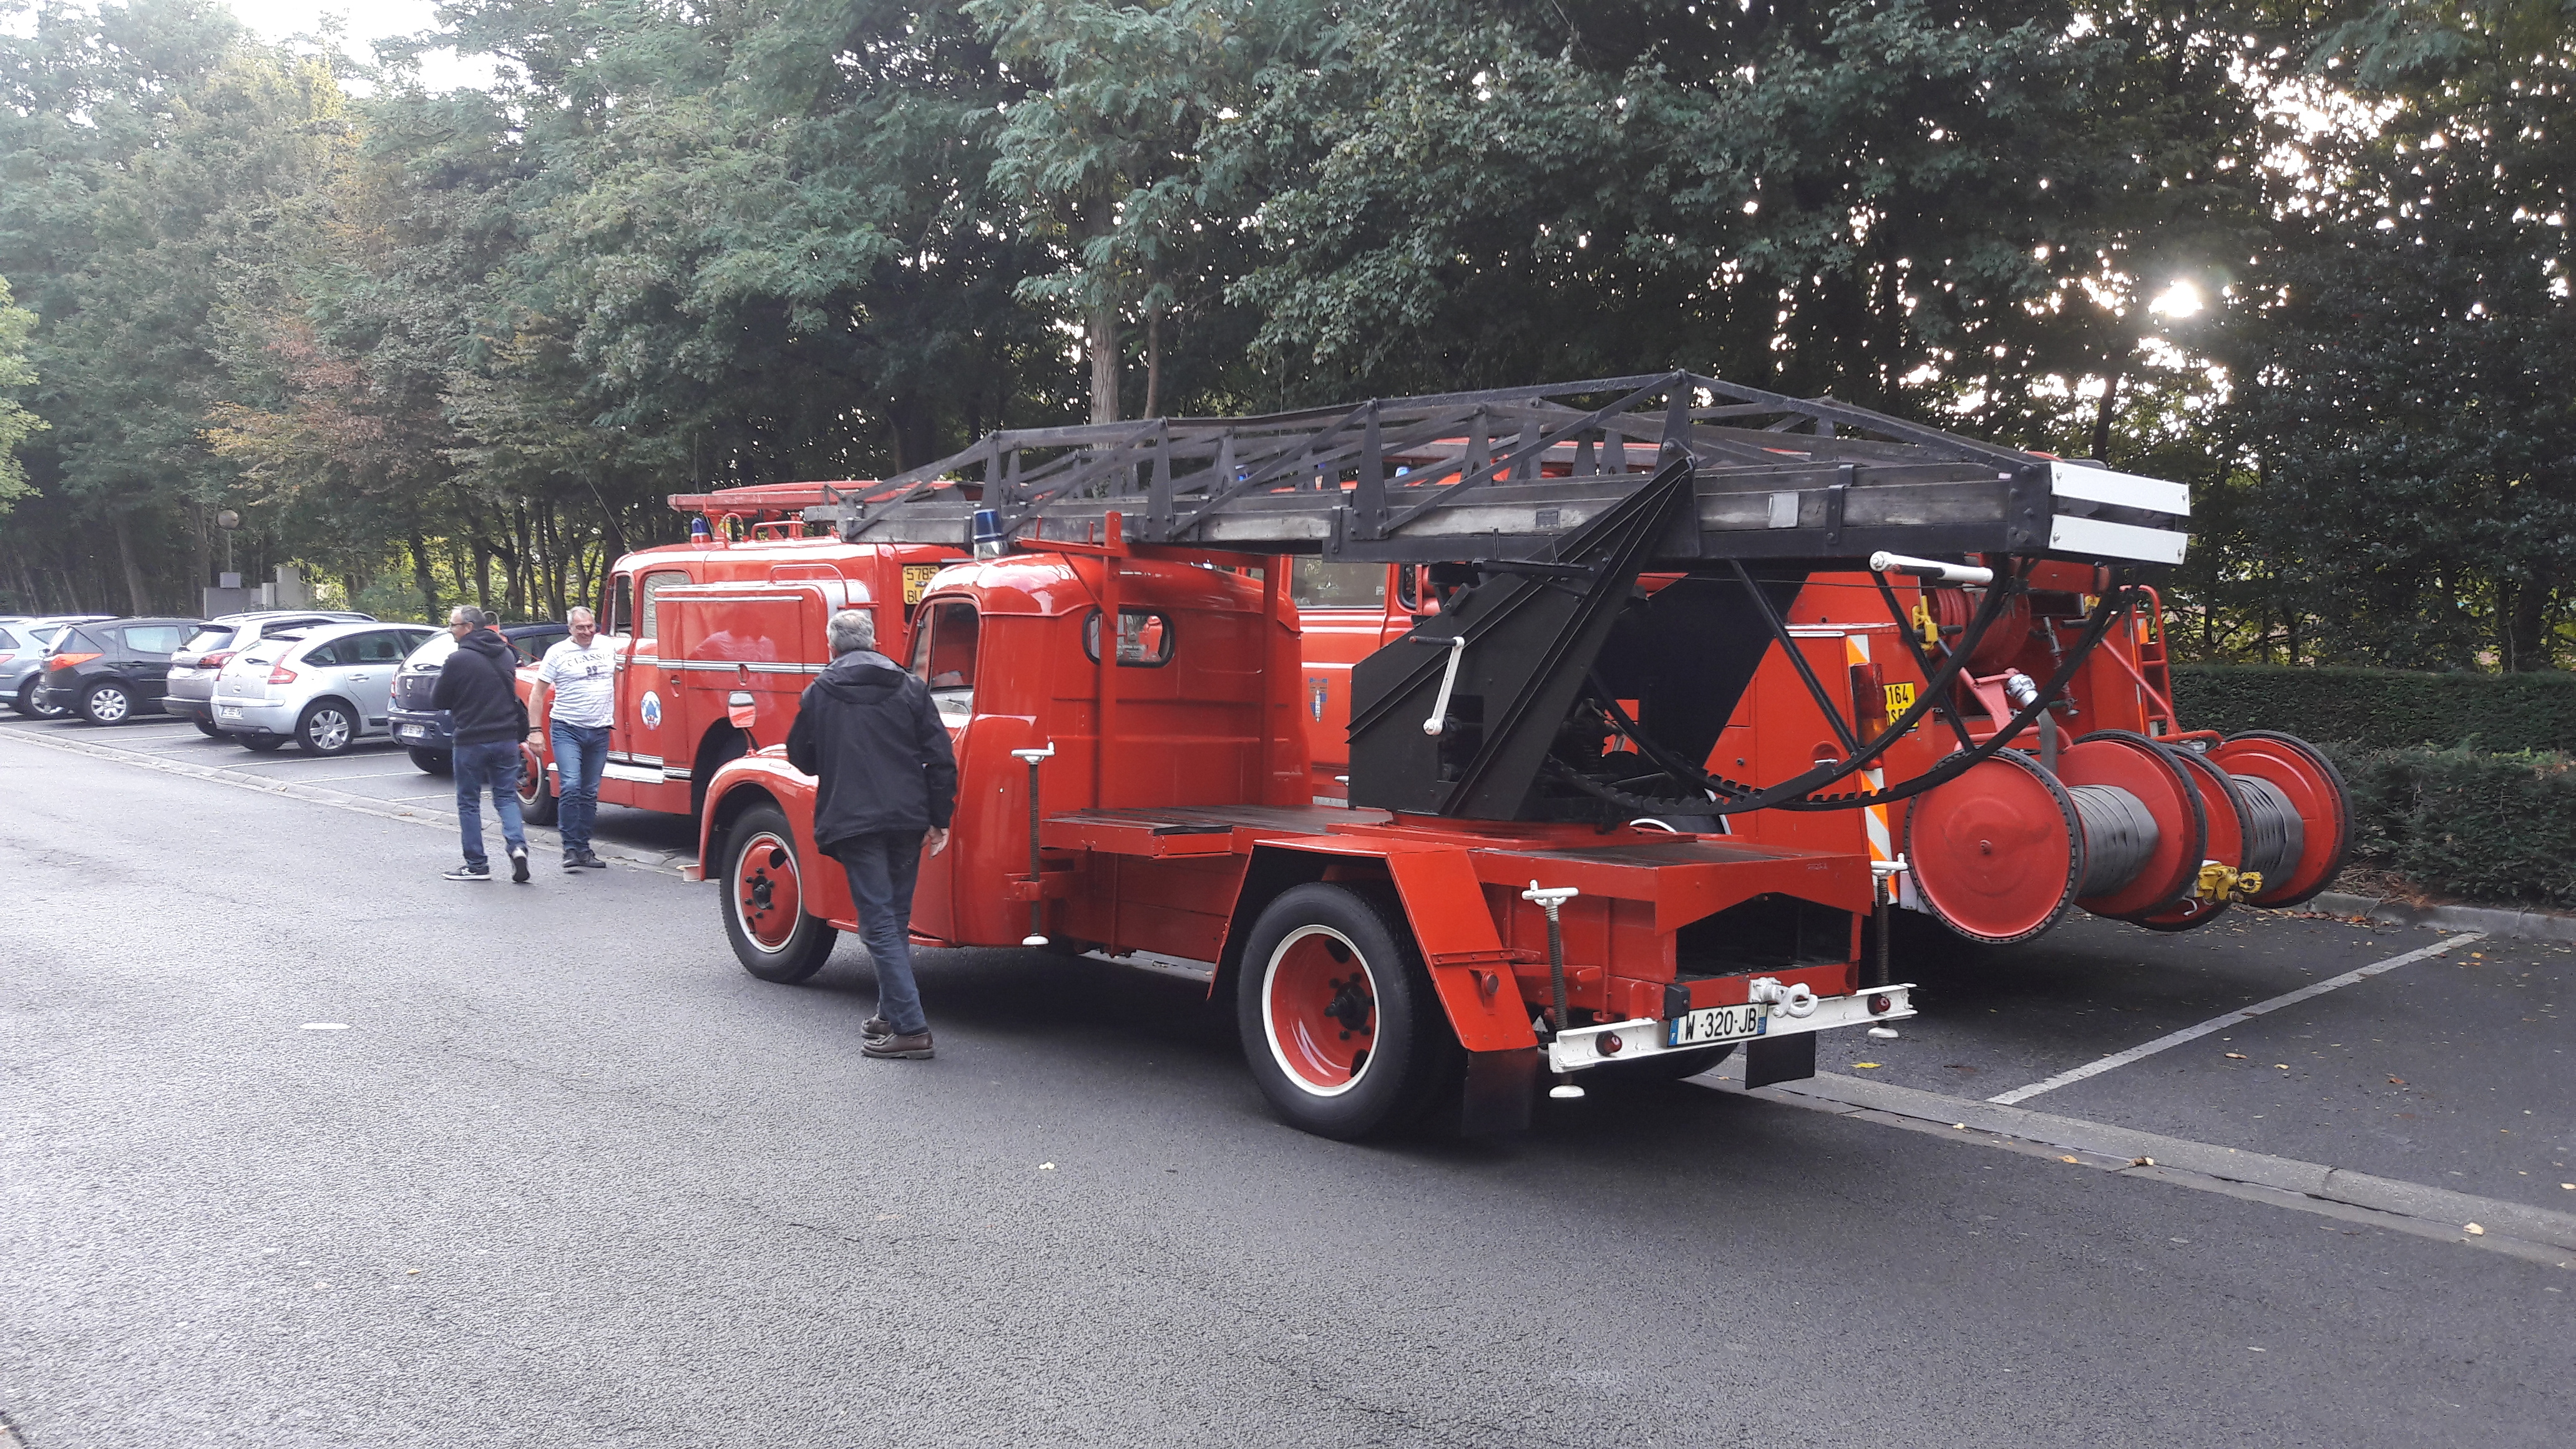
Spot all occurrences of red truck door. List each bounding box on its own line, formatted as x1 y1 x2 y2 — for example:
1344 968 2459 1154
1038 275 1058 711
602 564 695 813
902 597 983 943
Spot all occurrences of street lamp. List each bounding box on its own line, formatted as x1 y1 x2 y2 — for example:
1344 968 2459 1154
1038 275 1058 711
214 509 240 587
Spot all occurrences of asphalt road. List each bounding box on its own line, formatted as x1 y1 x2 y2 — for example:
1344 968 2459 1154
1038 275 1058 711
2 713 2570 1448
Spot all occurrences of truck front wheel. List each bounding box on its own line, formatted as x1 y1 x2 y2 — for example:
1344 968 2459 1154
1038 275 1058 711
721 802 837 983
1236 882 1458 1141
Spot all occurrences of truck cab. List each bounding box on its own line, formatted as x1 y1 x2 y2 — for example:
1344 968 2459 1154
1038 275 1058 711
523 519 961 824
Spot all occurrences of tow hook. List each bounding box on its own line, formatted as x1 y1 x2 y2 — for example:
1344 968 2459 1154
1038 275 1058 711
1747 977 1819 1018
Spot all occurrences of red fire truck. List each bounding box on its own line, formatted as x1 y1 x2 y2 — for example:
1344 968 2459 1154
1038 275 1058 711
514 500 959 824
684 374 2217 1139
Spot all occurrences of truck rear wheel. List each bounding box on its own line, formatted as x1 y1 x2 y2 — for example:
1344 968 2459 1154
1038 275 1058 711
721 801 837 983
1236 882 1458 1141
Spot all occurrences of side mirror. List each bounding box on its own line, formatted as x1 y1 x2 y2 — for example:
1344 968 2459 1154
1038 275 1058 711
728 689 758 746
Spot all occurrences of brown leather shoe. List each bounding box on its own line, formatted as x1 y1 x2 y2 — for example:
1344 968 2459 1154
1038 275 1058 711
862 1030 934 1060
861 1016 894 1040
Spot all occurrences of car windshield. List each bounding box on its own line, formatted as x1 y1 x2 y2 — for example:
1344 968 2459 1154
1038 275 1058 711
181 626 236 653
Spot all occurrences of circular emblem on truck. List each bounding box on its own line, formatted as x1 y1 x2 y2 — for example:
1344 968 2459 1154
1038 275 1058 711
640 691 663 729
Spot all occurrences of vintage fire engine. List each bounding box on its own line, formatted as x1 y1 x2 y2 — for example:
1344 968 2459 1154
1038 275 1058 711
514 510 959 824
688 374 2218 1139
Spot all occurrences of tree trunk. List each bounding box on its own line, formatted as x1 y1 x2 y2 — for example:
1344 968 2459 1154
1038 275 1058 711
1143 308 1164 420
2505 576 2555 671
408 533 441 622
2091 369 2122 465
1084 188 1120 425
112 510 150 615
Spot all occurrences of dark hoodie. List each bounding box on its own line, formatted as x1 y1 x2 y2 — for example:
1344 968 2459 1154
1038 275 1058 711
786 648 958 849
431 628 530 747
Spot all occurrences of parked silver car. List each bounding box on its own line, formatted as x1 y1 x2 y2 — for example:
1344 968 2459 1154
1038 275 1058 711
165 610 374 736
212 621 439 754
2 615 115 718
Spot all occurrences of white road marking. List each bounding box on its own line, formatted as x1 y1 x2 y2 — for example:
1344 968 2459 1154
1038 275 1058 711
1983 933 2486 1106
1702 1065 2575 1267
300 1023 350 1031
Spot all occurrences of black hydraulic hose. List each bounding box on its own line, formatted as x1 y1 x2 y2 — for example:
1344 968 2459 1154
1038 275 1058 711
1566 564 2040 812
1551 578 2142 817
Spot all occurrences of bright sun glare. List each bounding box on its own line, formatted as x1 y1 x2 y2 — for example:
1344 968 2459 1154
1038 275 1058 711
2149 280 2204 318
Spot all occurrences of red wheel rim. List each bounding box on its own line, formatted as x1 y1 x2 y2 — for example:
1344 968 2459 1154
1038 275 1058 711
518 743 546 804
2060 731 2205 919
2136 746 2247 931
1903 750 2082 945
733 830 806 953
2209 731 2352 906
1261 925 1378 1096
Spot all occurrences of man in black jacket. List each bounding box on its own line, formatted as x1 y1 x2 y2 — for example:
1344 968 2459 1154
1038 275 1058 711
431 607 533 882
786 607 958 1058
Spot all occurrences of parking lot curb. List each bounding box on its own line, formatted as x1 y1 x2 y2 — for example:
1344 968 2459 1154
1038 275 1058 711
2301 890 2576 944
1747 1071 2576 1256
0 725 691 875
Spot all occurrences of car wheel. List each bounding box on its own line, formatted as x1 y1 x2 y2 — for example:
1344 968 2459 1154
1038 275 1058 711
79 681 133 725
295 701 356 754
517 743 560 826
192 718 222 738
1236 882 1461 1141
407 746 452 776
720 801 837 983
240 734 288 753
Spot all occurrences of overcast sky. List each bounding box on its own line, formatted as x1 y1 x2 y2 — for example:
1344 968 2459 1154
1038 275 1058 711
218 1 493 90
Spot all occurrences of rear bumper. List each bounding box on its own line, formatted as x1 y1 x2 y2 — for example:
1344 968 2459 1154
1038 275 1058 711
388 708 454 751
211 699 297 736
163 695 213 723
1546 982 1916 1075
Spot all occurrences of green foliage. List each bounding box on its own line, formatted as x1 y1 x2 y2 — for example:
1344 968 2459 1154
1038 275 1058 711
0 274 41 511
2334 744 2576 909
2173 664 2576 753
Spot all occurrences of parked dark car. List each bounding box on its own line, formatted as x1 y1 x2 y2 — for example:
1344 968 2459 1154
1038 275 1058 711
3 615 114 718
37 617 203 724
165 610 377 736
388 622 569 773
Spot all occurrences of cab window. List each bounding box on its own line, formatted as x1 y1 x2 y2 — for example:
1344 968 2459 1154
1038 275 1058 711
1081 607 1176 667
640 570 688 640
909 600 980 727
1290 559 1387 610
608 575 634 635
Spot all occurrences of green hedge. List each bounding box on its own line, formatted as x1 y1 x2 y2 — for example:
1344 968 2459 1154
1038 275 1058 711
2171 664 2576 751
2327 744 2576 910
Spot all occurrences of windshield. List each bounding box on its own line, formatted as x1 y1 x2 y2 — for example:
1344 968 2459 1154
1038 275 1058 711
181 626 237 653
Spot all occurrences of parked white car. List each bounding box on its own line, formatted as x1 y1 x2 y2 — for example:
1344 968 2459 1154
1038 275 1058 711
212 621 438 754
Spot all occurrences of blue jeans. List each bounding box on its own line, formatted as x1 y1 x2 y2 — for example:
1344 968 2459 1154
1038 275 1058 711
550 721 610 852
834 831 929 1035
454 740 527 869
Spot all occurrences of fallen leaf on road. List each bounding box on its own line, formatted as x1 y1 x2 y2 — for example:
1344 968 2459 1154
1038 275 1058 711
406 1269 420 1276
2225 1052 2247 1060
2388 1076 2406 1085
2059 1155 2081 1164
2131 1156 2155 1167
1853 1061 1881 1069
2464 1223 2486 1236
2275 1063 2291 1070
1952 1123 1966 1130
1039 1163 1056 1171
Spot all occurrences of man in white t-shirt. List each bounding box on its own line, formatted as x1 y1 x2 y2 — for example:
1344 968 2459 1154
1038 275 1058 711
530 607 618 871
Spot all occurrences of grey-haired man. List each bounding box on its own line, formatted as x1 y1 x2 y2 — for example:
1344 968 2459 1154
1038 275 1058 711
785 608 958 1059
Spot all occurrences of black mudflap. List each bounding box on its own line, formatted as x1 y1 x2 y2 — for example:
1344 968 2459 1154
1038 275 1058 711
1457 1048 1539 1135
1742 1033 1817 1090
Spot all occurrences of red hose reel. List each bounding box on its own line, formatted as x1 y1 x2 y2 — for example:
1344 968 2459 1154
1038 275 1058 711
1901 729 2353 945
